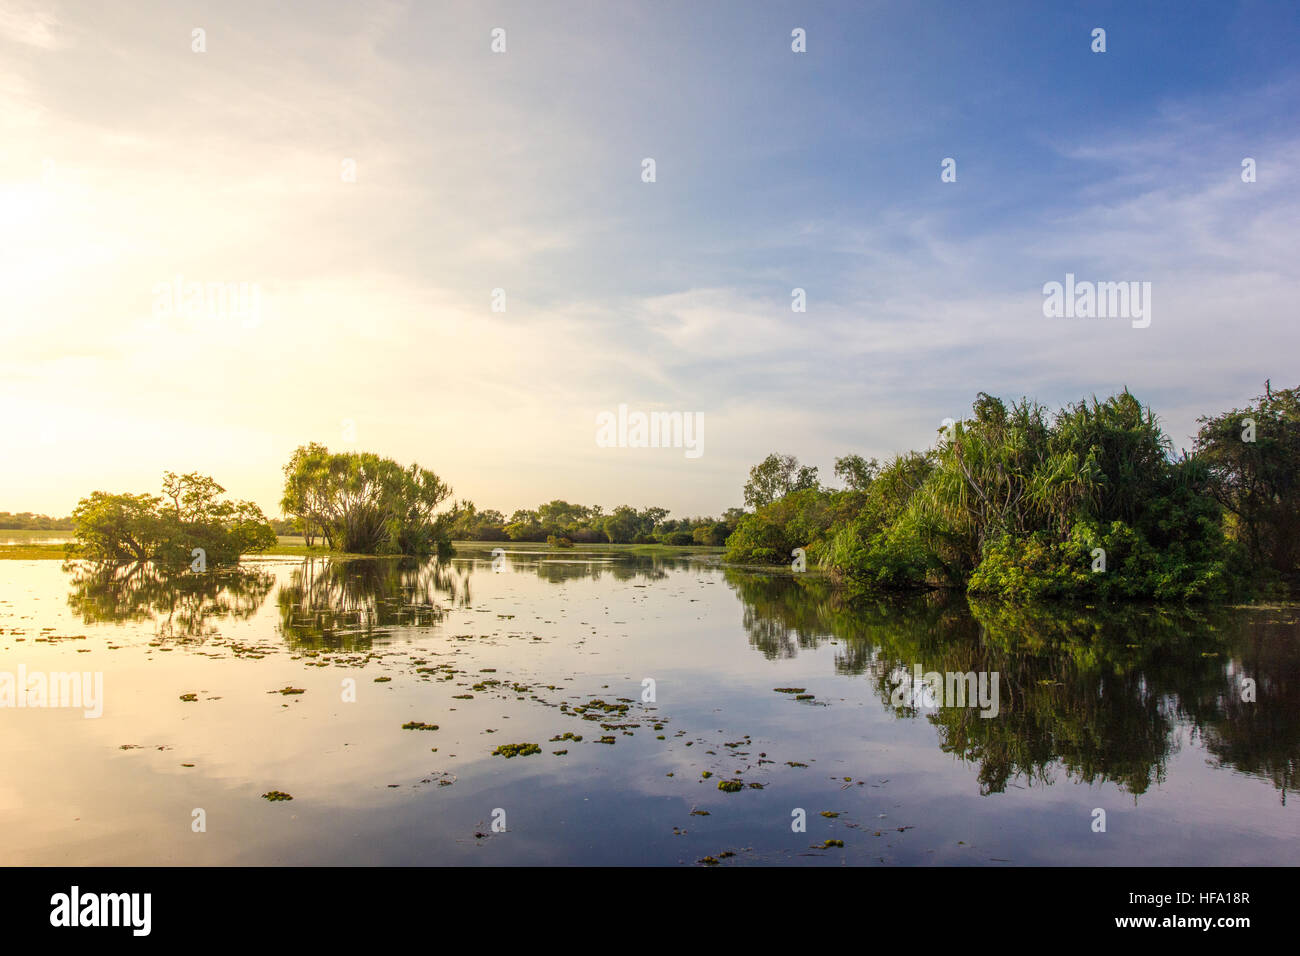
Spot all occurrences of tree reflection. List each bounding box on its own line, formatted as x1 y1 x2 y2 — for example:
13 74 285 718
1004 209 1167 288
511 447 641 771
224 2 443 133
727 572 1299 800
64 559 274 640
276 557 468 650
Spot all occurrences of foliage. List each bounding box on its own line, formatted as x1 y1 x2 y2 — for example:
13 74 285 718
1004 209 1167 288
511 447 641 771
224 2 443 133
71 472 275 568
743 453 820 509
446 499 735 546
0 512 73 530
1195 381 1300 581
746 387 1287 602
280 445 453 555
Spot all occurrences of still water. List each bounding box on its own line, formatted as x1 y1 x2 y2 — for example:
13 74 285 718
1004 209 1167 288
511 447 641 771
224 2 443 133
1 546 1295 865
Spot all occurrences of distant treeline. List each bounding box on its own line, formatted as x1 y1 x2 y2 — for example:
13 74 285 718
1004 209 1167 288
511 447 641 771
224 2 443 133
444 502 745 546
0 512 73 530
724 383 1299 602
60 382 1298 604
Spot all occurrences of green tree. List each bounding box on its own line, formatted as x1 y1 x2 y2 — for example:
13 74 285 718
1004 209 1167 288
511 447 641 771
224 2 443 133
279 446 453 555
834 454 879 491
71 474 274 568
1195 381 1300 579
743 453 820 509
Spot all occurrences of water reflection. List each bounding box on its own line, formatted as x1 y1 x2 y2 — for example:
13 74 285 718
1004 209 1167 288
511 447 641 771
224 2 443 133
60 552 1297 804
725 571 1298 801
64 560 274 640
276 557 469 650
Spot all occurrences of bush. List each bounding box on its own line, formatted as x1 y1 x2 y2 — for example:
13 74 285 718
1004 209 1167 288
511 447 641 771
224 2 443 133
71 472 275 569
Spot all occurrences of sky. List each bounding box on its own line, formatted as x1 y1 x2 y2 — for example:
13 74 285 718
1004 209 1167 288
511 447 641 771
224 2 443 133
2 0 1298 519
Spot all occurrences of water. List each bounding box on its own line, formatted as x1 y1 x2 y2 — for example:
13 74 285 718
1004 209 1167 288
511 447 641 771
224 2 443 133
0 546 1295 865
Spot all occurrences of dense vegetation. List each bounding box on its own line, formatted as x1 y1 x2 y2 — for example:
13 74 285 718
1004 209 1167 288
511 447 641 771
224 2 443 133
727 384 1298 602
38 383 1300 605
280 443 454 555
446 499 743 546
0 512 73 530
70 472 276 567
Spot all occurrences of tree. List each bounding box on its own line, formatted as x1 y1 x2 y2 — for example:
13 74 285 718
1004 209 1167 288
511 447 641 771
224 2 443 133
743 453 820 509
1195 381 1300 578
279 446 453 555
71 474 274 568
834 454 879 491
602 505 641 544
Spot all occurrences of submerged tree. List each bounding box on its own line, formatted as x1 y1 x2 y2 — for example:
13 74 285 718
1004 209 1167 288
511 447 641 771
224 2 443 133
70 472 275 568
279 446 454 555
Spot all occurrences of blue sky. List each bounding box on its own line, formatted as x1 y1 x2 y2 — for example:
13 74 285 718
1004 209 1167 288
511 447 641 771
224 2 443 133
2 0 1297 516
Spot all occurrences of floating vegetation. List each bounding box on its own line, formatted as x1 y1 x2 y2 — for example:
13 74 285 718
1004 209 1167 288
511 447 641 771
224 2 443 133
178 693 197 702
701 771 712 779
492 742 541 758
261 791 293 801
552 749 568 755
452 694 474 700
820 811 839 818
822 839 844 848
747 782 765 790
595 736 616 745
717 779 744 793
795 694 815 701
774 688 806 694
373 676 391 682
271 686 305 695
401 721 439 731
548 732 583 742
786 761 807 768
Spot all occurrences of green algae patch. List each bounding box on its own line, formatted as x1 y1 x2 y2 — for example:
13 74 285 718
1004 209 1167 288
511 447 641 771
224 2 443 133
492 742 541 758
261 790 293 801
401 721 439 731
178 693 197 702
717 779 744 793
